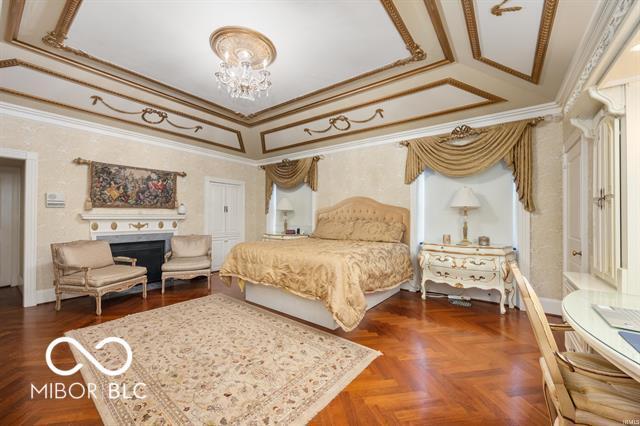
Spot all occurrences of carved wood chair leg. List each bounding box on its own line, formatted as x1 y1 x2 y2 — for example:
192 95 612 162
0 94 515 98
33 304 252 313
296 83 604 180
96 295 102 316
207 274 211 291
55 290 61 311
499 289 506 314
143 281 147 299
161 278 166 294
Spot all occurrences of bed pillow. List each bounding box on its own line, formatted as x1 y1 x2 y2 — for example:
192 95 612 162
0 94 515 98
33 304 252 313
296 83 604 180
350 220 405 243
311 218 354 240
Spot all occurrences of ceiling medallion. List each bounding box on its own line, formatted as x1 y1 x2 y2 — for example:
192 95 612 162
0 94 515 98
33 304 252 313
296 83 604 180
210 26 276 101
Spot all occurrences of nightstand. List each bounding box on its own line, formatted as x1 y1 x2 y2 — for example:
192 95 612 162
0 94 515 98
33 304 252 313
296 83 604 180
418 243 516 314
262 233 309 241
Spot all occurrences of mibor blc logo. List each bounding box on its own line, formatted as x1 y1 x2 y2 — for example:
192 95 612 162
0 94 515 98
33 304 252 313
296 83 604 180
31 336 145 400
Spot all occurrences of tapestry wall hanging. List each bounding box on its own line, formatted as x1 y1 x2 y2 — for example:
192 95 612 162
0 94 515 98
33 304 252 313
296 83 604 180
73 158 186 209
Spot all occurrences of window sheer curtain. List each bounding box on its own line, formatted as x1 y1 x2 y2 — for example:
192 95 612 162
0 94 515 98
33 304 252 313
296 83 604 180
403 119 540 212
262 156 320 213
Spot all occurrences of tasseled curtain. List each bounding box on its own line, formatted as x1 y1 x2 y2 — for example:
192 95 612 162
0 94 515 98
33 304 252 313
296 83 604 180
404 119 537 212
263 157 320 213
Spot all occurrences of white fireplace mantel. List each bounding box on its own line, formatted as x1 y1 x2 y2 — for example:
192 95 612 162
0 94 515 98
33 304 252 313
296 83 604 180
79 212 187 238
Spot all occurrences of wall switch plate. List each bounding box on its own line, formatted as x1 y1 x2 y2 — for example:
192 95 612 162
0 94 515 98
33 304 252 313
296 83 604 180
45 192 65 208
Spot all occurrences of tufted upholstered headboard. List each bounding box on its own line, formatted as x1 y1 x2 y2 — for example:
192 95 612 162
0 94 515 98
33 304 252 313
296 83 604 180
315 197 410 245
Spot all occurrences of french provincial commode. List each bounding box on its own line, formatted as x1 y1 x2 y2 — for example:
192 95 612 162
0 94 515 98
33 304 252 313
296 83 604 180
419 243 516 314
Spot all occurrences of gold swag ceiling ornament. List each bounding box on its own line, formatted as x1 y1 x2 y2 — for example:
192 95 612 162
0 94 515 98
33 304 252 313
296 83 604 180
403 118 543 212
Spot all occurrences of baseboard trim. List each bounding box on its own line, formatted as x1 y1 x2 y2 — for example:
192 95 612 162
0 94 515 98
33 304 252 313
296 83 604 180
539 297 563 316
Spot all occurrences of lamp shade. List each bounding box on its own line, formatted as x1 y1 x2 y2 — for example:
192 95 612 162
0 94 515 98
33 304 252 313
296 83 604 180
450 187 480 209
276 197 294 211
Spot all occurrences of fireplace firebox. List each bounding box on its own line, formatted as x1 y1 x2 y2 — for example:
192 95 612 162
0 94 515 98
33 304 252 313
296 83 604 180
109 240 165 283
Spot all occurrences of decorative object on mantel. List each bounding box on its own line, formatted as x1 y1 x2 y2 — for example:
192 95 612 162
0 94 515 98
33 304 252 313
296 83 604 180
90 96 203 133
261 156 321 213
73 158 185 209
402 117 543 212
443 234 452 244
303 109 384 135
177 203 187 215
450 187 481 245
478 235 491 246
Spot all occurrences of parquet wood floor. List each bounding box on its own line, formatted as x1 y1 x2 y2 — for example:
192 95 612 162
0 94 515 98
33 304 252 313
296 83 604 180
0 275 554 425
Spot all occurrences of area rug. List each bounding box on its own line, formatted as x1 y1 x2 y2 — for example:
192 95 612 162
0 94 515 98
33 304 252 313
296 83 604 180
66 294 380 425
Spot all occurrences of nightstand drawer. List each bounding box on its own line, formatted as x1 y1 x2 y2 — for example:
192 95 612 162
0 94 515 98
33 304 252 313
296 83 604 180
425 252 498 272
460 256 498 271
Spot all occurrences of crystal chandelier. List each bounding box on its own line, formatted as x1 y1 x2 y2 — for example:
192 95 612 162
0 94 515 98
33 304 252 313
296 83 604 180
210 26 277 101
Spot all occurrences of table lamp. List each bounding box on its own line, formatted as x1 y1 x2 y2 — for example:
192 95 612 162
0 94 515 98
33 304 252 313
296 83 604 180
276 197 294 233
450 186 480 245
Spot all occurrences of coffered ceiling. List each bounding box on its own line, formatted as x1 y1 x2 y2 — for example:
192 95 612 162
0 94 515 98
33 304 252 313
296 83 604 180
0 0 602 159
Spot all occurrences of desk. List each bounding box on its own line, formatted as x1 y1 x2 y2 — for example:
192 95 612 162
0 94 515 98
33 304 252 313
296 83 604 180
562 290 640 382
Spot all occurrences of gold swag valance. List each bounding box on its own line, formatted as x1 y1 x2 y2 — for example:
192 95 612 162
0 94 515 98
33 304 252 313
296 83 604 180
262 156 320 213
404 119 541 212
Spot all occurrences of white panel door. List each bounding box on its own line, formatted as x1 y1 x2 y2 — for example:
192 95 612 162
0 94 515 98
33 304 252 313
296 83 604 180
208 183 226 236
566 142 583 272
224 184 242 235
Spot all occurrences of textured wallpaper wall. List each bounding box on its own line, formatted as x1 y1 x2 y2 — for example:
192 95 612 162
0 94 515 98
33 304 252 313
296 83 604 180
530 121 564 299
2 113 563 300
0 114 264 291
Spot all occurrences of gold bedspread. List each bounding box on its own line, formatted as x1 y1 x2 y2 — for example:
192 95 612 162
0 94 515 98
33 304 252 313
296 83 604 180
219 238 413 331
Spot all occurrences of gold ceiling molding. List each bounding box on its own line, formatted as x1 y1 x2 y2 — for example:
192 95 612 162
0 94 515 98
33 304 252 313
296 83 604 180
90 95 204 133
490 0 523 16
261 78 505 154
303 109 384 136
380 0 426 61
0 59 245 153
461 0 558 84
7 0 454 127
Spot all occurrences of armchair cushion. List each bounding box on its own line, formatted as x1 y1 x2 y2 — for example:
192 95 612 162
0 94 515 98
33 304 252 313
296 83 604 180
57 240 114 274
171 235 210 258
162 256 211 272
61 265 147 287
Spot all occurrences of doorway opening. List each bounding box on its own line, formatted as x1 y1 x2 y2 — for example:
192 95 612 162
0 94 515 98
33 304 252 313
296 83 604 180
0 157 25 304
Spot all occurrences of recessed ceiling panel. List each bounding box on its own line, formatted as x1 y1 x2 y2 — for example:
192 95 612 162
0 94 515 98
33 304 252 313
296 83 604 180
62 1 408 116
261 79 504 153
0 60 245 152
462 0 557 83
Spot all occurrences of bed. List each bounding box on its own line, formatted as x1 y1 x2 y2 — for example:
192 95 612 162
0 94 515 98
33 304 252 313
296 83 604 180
219 197 413 331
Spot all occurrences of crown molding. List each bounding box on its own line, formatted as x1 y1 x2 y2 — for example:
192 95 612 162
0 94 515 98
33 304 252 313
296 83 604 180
561 0 637 114
257 102 562 165
0 101 256 166
1 99 561 167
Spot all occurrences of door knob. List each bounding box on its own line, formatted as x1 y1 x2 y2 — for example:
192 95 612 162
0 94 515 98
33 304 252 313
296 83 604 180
571 250 582 256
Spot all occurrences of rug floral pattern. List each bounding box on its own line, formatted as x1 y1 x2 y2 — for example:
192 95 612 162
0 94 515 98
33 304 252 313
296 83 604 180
66 294 380 425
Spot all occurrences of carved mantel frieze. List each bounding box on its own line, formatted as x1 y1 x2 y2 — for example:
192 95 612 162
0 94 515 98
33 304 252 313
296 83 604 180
79 213 186 238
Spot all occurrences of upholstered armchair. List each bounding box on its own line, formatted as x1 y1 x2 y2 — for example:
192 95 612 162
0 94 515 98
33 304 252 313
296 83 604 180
510 261 640 425
51 240 147 315
161 235 212 294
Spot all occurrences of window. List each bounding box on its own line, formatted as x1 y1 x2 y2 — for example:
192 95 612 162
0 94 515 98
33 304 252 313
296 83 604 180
266 184 313 234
